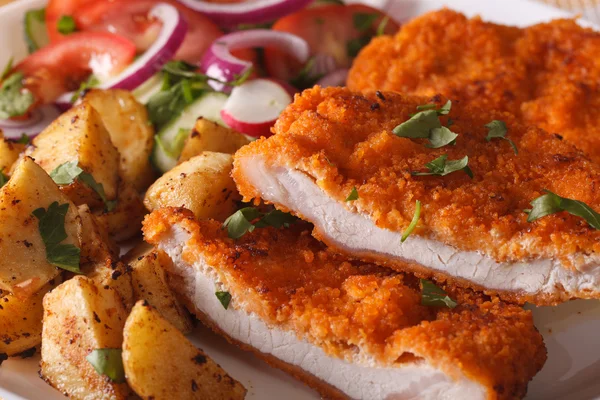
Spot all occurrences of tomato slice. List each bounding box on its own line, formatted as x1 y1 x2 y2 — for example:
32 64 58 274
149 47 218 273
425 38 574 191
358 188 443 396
264 4 399 83
15 31 136 104
46 0 97 43
73 0 224 64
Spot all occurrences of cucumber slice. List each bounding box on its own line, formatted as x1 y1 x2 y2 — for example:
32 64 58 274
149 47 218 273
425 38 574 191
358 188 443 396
24 8 49 53
133 73 164 105
151 91 228 173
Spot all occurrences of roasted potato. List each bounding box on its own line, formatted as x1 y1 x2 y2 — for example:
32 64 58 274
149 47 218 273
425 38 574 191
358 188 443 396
0 130 26 173
83 89 155 191
123 301 246 400
0 277 61 358
178 118 250 164
41 276 132 399
95 180 146 241
128 246 192 333
28 103 120 206
83 259 134 311
78 204 119 264
144 152 240 221
0 157 81 297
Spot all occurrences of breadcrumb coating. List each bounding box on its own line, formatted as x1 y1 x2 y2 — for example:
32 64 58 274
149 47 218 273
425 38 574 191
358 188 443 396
143 207 546 399
348 9 600 163
233 87 600 284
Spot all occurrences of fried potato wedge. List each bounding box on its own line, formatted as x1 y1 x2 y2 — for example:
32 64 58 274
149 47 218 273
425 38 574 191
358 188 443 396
95 180 146 241
83 259 134 311
128 246 192 333
0 131 26 174
78 204 119 264
83 89 155 191
144 152 240 221
0 277 61 358
41 276 132 399
123 301 246 400
0 157 81 297
28 103 120 205
178 118 250 164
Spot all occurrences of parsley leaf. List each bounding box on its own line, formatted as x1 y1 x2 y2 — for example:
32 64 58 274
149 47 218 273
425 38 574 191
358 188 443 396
353 13 379 32
1 57 13 80
346 36 371 58
485 120 517 155
215 291 232 310
412 155 473 178
420 279 457 308
50 161 116 211
32 201 81 273
427 127 457 148
345 187 359 201
401 200 421 242
57 15 76 35
86 349 125 383
0 171 8 188
0 72 35 119
24 8 48 53
376 16 390 36
222 206 296 239
289 57 324 89
15 133 30 144
393 110 441 139
526 190 600 229
70 74 99 103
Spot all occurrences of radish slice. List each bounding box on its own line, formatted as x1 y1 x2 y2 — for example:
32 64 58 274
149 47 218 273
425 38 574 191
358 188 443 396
175 0 313 26
316 69 349 87
0 105 61 140
220 78 292 138
201 29 310 92
55 3 187 108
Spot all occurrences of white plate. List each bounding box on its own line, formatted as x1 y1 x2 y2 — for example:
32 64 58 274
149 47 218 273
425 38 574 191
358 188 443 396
1 1 600 399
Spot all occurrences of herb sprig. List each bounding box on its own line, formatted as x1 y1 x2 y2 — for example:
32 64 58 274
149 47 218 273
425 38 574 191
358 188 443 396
412 155 473 178
393 101 456 148
420 279 457 308
401 200 421 242
0 72 34 119
526 190 600 229
222 206 297 239
485 120 517 155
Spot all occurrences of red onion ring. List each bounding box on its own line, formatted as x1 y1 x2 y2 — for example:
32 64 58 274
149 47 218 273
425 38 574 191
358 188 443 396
316 69 349 88
176 0 314 26
200 29 310 92
56 3 187 109
0 105 61 140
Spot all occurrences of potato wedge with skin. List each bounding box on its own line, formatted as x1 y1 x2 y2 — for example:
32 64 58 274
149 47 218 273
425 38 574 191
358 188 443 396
178 118 250 164
0 277 61 358
123 301 246 400
41 276 132 399
95 180 146 241
28 103 120 205
83 89 155 191
0 131 26 173
144 152 240 221
83 259 134 311
128 247 192 333
79 204 119 264
0 157 81 297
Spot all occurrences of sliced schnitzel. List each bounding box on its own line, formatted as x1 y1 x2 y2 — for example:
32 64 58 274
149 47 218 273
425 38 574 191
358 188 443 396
143 207 546 400
348 9 600 163
233 86 600 305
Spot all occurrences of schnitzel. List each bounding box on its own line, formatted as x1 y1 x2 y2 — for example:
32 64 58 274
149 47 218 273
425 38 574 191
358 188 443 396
233 86 600 305
143 207 547 400
348 9 600 163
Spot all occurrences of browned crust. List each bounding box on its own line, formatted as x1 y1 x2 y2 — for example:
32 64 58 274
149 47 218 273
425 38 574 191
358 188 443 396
232 86 600 305
143 208 547 400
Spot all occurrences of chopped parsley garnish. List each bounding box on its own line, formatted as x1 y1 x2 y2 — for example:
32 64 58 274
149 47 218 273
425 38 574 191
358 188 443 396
420 279 457 308
50 161 116 211
427 126 457 149
412 155 473 178
0 72 35 119
376 16 390 36
353 13 379 32
0 171 8 188
401 200 421 242
345 187 359 201
393 101 455 147
526 190 600 229
222 207 297 239
86 349 125 383
32 201 81 273
57 15 77 35
485 120 517 155
70 74 99 103
215 291 232 310
14 133 30 144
